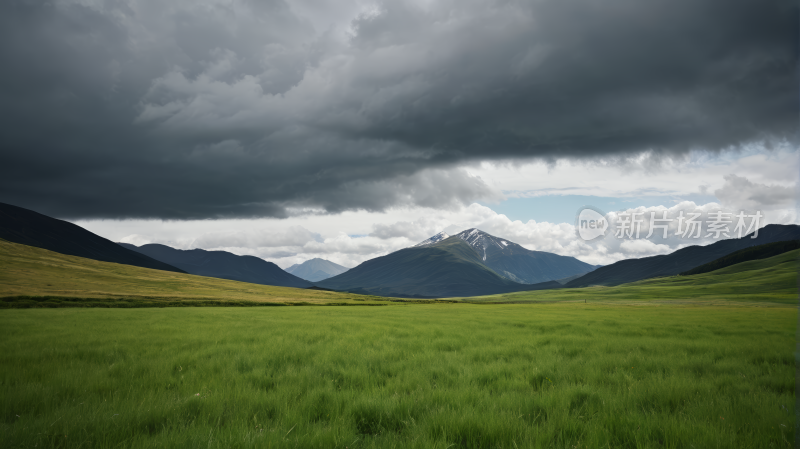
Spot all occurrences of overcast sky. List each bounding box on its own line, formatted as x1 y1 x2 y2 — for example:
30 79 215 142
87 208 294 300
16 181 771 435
1 0 797 267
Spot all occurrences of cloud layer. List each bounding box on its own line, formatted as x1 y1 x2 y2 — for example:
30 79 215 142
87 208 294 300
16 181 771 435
105 175 796 268
1 0 796 219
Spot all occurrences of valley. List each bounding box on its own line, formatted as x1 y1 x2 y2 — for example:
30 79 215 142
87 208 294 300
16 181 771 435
0 203 796 448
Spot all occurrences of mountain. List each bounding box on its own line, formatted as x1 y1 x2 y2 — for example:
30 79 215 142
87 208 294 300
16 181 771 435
286 258 350 282
414 231 451 247
0 202 185 273
679 239 800 277
317 236 526 297
565 224 800 288
118 243 312 288
317 229 595 297
451 228 597 284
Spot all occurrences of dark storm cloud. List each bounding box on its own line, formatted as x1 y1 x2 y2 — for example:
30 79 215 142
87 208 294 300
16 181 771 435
0 0 796 219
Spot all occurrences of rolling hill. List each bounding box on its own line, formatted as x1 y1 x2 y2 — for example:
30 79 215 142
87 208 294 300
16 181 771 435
565 224 800 288
317 236 528 297
467 248 799 305
0 202 185 274
0 238 380 305
286 258 350 282
679 239 800 276
118 243 312 288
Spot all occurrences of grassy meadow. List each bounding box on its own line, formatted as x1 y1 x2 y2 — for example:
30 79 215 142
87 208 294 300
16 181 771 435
0 239 797 447
0 304 795 448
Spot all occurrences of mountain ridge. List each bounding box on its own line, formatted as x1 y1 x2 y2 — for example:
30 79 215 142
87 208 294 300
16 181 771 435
451 228 597 284
678 239 800 277
565 224 800 288
319 229 598 297
414 231 451 247
0 202 186 274
119 243 311 288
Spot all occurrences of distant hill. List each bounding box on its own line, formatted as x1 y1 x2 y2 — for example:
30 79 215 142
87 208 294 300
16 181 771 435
286 258 350 282
679 239 800 276
468 248 799 305
565 224 800 288
118 243 311 288
0 202 185 274
418 228 597 284
0 238 379 305
317 236 528 297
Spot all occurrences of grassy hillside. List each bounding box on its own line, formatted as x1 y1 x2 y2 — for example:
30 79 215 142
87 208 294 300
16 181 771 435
565 224 800 288
1 237 796 307
0 201 186 273
0 239 391 306
679 239 799 276
0 305 793 448
468 248 799 305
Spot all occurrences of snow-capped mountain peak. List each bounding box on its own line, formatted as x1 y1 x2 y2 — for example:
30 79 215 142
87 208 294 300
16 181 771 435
410 227 597 286
455 228 507 250
414 231 451 247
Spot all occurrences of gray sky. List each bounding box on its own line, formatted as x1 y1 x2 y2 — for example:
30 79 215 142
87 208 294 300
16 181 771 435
1 0 796 220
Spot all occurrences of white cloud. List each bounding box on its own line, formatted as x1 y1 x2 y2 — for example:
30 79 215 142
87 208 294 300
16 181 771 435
466 144 798 200
619 239 672 255
715 174 796 212
118 234 154 247
106 194 795 269
76 158 798 269
190 226 323 249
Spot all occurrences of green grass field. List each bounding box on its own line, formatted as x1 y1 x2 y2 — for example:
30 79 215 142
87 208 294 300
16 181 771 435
0 240 797 447
0 305 795 448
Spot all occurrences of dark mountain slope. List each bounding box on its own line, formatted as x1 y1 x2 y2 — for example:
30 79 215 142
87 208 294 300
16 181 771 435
414 228 596 284
317 237 527 297
119 243 311 288
0 202 185 273
452 229 597 284
565 224 800 288
679 239 800 276
286 258 349 282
